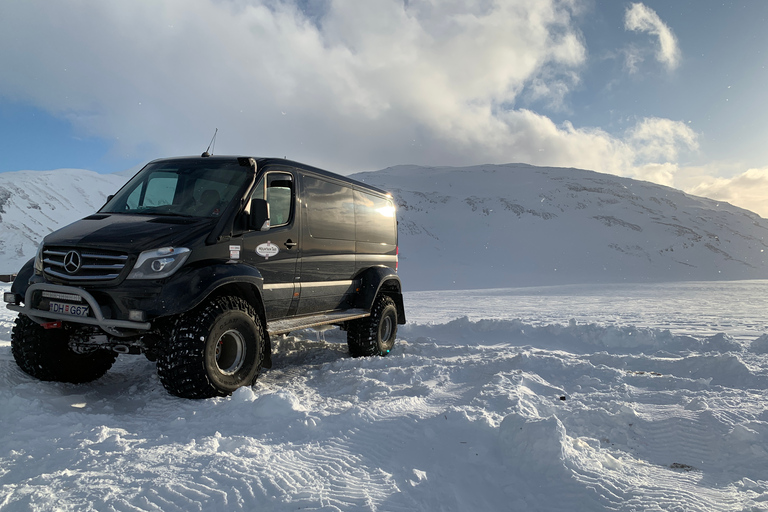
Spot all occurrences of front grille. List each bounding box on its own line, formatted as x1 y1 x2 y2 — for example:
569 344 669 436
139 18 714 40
43 246 129 282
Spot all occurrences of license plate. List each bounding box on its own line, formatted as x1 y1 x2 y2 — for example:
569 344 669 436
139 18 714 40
49 301 90 317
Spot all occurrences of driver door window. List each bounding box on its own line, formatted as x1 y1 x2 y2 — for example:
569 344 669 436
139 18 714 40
244 169 299 320
252 172 295 228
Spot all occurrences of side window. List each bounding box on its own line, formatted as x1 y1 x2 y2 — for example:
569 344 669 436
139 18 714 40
251 172 295 228
125 184 143 210
302 175 355 240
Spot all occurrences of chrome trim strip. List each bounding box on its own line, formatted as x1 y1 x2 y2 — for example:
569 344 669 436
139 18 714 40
81 253 128 261
301 280 355 289
43 269 121 281
43 250 126 261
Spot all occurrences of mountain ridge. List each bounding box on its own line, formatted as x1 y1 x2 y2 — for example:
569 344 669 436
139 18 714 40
350 163 768 290
1 163 767 290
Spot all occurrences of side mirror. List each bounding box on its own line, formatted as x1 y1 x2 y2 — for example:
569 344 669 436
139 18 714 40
249 199 271 231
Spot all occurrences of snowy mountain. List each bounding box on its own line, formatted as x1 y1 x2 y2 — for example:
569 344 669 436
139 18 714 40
2 163 768 291
351 164 768 290
0 169 128 274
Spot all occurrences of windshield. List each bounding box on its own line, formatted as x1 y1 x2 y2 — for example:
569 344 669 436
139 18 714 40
101 160 252 218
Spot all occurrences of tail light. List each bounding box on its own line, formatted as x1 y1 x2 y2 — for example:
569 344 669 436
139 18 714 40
395 246 399 272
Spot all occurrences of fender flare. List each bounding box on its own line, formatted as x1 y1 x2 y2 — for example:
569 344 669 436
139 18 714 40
154 261 274 369
354 266 406 324
10 258 36 297
155 261 265 319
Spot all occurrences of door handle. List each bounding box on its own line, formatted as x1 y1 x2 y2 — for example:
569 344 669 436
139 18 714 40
284 239 298 249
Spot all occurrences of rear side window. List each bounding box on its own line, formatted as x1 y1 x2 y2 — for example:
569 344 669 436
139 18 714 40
355 191 396 244
302 175 355 240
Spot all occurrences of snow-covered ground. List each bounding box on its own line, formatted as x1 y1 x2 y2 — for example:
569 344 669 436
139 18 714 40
2 281 768 511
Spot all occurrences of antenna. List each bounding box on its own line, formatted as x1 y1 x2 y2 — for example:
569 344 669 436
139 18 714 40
201 128 218 157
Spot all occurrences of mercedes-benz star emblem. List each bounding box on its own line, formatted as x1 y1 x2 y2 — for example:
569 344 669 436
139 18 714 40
63 250 82 274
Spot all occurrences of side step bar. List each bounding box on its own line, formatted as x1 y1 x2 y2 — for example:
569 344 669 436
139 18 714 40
266 308 369 336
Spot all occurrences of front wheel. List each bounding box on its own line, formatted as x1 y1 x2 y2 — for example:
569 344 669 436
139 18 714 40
11 314 117 383
347 295 398 357
157 296 265 399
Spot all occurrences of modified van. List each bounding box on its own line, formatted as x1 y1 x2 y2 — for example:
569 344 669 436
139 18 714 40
5 155 405 398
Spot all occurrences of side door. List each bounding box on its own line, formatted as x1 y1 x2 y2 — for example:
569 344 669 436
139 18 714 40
242 168 300 320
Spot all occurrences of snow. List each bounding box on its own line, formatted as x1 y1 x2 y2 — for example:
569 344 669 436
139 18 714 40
4 162 768 288
2 163 768 509
351 164 768 289
0 169 127 274
3 281 768 511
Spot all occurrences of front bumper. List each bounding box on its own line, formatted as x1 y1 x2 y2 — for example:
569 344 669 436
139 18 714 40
5 283 151 336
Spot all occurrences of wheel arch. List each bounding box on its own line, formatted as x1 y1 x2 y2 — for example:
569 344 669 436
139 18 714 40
10 257 36 297
155 262 273 368
355 266 406 324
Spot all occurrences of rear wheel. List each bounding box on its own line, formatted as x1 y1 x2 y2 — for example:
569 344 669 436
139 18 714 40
157 296 265 399
11 314 117 383
347 295 398 357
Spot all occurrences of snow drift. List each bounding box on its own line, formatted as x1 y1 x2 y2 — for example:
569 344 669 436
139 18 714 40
2 282 768 511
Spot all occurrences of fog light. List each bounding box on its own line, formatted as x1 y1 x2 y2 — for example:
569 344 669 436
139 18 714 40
128 310 146 322
3 292 18 303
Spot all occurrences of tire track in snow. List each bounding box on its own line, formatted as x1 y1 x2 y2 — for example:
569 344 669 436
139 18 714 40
4 308 768 511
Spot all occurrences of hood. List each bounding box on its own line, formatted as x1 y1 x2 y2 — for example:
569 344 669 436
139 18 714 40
44 213 215 253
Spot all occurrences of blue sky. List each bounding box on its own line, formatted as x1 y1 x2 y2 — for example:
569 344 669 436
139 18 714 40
1 0 768 215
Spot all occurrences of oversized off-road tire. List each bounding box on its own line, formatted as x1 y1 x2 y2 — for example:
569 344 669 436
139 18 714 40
11 314 117 383
157 296 265 399
347 295 398 357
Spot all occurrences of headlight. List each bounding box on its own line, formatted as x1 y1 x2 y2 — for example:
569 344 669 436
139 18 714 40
34 243 44 275
127 247 191 280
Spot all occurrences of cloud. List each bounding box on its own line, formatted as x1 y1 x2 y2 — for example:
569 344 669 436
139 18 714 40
0 0 698 186
624 3 680 71
626 118 698 163
0 0 599 172
684 168 768 218
621 46 644 74
631 163 678 187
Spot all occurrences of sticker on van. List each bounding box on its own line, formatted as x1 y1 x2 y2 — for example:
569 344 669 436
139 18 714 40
256 242 280 259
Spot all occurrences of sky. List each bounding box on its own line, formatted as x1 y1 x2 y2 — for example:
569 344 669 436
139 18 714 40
1 0 768 216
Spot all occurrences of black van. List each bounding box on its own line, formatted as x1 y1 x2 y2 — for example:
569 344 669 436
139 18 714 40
5 155 405 398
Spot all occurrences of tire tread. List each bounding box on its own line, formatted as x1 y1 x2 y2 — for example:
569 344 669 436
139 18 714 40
11 315 117 383
157 296 264 399
347 295 398 357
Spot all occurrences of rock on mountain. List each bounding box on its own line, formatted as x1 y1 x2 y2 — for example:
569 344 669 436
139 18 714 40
0 169 128 274
351 164 768 290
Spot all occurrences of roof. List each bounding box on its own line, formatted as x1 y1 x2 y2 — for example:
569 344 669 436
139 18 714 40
146 155 392 198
